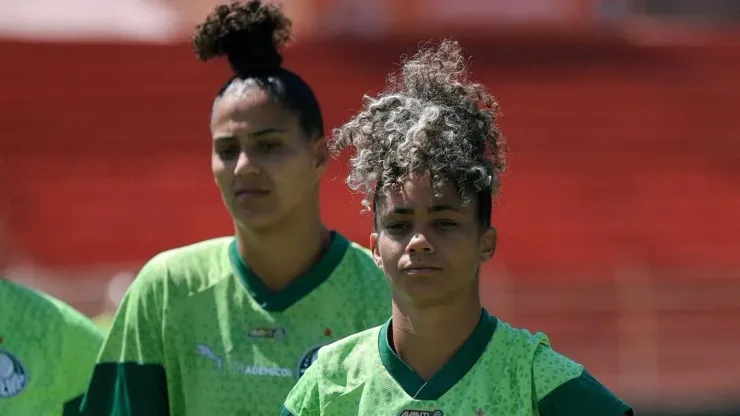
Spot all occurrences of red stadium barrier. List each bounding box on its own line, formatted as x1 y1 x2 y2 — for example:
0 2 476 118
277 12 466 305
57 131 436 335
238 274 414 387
1 36 739 274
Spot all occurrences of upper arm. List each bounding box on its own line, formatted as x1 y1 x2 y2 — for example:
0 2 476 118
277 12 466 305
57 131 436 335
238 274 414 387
77 258 170 416
537 371 633 416
532 345 632 416
58 309 104 411
98 259 167 364
283 358 322 416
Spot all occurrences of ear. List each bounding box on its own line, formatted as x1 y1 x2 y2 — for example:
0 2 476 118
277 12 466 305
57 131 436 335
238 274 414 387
370 232 383 268
479 227 497 263
312 137 329 174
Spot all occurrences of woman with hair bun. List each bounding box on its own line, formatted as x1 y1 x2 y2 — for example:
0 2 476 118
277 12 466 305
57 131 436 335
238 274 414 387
74 2 390 415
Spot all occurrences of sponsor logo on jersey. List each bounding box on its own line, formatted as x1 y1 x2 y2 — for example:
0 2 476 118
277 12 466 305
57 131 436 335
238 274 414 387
398 410 444 416
296 344 325 380
196 344 293 378
247 327 286 341
241 364 292 377
0 348 27 398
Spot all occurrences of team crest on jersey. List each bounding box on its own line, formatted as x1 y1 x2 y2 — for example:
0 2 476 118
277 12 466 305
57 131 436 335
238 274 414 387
296 344 324 380
0 348 27 398
248 327 286 341
398 411 443 416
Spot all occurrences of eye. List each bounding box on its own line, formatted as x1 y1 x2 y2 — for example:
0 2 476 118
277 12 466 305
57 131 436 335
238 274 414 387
217 146 239 160
385 222 410 233
257 141 281 152
436 219 458 228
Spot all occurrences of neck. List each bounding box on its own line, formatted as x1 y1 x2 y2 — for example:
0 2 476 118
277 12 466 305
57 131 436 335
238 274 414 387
391 283 482 380
235 199 329 292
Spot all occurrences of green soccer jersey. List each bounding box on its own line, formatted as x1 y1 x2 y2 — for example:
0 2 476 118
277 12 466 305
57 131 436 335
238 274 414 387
0 278 104 416
78 232 391 416
283 309 632 416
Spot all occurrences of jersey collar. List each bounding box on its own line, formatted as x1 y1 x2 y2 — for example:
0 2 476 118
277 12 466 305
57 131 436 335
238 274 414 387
378 308 497 401
228 231 349 312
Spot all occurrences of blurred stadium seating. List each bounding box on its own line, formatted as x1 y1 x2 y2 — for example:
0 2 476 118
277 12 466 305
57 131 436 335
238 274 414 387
1 0 739 413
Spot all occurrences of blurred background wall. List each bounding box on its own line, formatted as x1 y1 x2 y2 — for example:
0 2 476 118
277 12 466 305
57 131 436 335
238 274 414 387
1 0 739 413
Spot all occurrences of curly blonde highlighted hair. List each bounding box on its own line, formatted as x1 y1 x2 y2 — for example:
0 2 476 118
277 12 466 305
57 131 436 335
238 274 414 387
331 39 507 212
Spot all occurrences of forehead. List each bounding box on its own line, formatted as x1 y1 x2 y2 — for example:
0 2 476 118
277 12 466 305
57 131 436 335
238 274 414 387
210 88 297 135
377 175 470 215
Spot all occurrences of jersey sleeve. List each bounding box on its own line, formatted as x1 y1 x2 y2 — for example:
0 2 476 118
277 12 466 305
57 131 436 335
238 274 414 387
282 357 322 416
58 305 105 414
76 257 170 416
533 345 632 416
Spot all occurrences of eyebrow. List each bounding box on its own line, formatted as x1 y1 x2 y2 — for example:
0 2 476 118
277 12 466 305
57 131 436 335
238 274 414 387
390 204 461 215
213 128 286 142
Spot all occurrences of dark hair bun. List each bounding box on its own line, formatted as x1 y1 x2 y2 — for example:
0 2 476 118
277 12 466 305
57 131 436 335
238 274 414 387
192 0 292 75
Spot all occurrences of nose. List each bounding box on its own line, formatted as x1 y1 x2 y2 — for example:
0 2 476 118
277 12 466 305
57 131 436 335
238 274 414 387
234 151 259 175
406 232 435 254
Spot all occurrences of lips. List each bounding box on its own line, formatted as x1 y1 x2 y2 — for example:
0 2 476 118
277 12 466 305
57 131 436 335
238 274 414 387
400 265 442 275
234 188 270 201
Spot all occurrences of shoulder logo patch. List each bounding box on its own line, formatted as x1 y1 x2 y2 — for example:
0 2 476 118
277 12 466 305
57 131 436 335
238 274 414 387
296 344 325 380
398 411 443 416
248 327 286 341
0 348 28 398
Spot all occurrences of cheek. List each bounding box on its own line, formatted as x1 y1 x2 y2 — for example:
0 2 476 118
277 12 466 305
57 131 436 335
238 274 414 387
442 233 480 269
211 156 227 185
268 153 317 193
378 237 404 270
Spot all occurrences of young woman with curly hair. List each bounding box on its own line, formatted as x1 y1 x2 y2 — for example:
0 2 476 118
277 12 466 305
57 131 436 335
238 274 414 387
283 39 632 416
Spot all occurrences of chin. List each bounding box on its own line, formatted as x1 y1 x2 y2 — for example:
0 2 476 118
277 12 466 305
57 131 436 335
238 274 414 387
404 293 458 308
397 283 458 308
234 211 284 231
